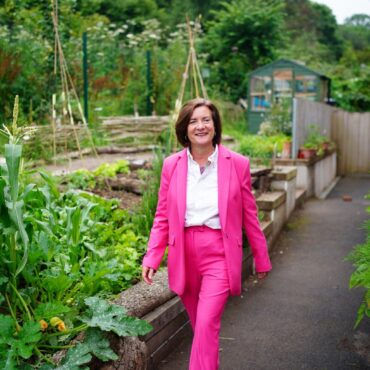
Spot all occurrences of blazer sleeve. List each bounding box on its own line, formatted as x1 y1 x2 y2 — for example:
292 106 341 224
240 158 272 273
142 158 171 270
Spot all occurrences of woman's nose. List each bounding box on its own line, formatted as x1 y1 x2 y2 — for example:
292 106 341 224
194 121 205 128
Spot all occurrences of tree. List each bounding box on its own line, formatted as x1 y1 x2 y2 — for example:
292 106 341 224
202 0 285 100
344 14 370 28
283 0 343 62
339 14 370 52
311 2 343 60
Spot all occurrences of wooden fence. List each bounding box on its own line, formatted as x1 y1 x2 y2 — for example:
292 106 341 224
331 110 370 175
292 98 334 158
293 98 370 175
24 116 171 158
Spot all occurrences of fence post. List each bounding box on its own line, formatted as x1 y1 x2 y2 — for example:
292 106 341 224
292 98 298 158
146 50 153 116
82 32 89 123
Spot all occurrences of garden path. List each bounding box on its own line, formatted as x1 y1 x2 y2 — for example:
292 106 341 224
158 175 370 370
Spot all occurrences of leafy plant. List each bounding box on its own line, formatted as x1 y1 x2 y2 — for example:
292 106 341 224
347 192 370 328
131 139 171 237
0 98 152 368
66 160 130 190
258 100 292 136
238 134 288 166
302 124 330 154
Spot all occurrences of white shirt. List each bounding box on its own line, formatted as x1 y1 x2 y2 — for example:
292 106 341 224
185 145 221 229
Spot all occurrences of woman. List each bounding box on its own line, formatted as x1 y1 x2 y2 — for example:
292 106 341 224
142 98 272 370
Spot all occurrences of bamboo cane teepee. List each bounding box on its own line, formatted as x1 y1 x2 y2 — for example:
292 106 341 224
50 0 97 165
170 17 208 151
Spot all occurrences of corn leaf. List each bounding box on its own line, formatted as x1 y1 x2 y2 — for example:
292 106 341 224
4 144 22 202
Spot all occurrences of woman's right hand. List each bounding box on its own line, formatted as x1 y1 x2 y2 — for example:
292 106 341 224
142 266 156 285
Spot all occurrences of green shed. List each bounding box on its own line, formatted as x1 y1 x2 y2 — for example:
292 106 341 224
247 59 331 133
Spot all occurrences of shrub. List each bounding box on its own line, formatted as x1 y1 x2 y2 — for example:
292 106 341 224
347 191 370 327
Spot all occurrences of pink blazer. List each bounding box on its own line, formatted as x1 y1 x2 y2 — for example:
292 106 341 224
142 144 272 296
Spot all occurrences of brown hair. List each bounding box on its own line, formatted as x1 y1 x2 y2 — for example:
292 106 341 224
175 98 222 147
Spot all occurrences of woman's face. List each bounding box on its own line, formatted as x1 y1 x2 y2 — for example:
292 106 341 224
187 106 215 149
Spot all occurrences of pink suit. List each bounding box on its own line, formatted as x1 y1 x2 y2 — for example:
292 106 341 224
143 144 272 369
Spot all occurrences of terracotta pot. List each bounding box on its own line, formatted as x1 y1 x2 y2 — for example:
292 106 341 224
321 142 330 154
298 148 316 159
282 141 292 159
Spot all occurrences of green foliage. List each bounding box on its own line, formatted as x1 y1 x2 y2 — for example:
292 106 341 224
0 113 152 368
238 134 288 166
282 0 343 63
93 160 130 177
330 63 370 112
80 297 152 336
1 0 369 123
340 14 370 52
203 0 284 100
0 317 42 364
302 124 330 153
66 160 130 190
39 329 119 370
347 192 370 327
258 100 292 136
132 145 168 237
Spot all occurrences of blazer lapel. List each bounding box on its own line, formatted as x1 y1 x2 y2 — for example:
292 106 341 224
218 144 231 229
176 149 188 228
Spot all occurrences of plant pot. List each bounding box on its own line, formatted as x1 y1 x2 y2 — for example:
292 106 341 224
321 142 330 154
298 148 316 159
281 141 292 159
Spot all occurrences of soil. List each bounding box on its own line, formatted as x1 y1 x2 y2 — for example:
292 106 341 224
39 150 155 211
92 188 142 211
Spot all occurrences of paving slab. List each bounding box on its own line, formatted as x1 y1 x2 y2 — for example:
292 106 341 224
158 175 370 370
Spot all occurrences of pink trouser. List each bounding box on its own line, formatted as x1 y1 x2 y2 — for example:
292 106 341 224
181 225 230 370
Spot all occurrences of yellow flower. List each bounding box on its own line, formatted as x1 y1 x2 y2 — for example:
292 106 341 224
39 319 48 332
50 317 63 327
57 322 66 332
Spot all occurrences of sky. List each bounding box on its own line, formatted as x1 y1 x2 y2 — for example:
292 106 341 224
312 0 370 24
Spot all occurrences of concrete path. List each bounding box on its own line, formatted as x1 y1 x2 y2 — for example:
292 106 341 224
158 175 370 370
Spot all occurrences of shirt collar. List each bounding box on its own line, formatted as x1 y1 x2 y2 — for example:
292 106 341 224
187 144 218 165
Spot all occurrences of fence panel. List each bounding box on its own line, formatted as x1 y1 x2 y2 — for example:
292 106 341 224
331 110 370 175
294 99 370 174
292 98 334 158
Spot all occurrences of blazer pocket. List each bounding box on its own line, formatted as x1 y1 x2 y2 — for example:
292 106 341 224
168 234 175 246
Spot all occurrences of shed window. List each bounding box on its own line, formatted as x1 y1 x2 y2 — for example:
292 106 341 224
295 75 317 100
250 76 271 111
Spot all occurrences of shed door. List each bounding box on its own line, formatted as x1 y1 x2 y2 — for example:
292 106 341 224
273 69 293 103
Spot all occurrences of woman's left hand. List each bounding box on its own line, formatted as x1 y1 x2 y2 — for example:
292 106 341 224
257 272 269 280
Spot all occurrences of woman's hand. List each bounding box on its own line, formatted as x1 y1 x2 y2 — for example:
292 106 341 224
142 266 156 285
257 272 268 280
